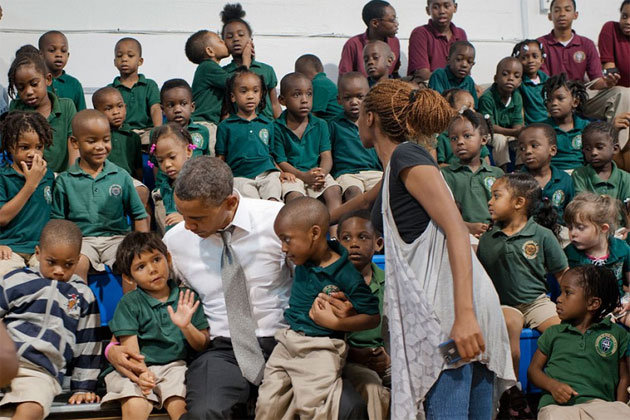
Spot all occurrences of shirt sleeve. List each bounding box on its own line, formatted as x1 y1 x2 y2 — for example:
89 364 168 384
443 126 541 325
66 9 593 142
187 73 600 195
564 244 582 268
215 121 228 156
598 22 616 64
584 38 604 81
266 67 278 89
204 62 231 90
512 91 524 126
536 326 556 356
123 175 148 220
70 285 101 393
146 80 161 107
318 121 331 153
343 275 381 316
50 176 68 219
271 123 288 164
109 294 140 337
391 142 437 180
543 229 569 273
75 81 87 111
339 39 358 76
407 26 430 75
312 85 327 113
428 70 444 92
477 93 495 121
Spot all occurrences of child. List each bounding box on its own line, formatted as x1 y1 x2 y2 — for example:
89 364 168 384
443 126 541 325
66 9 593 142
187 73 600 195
363 41 395 87
337 210 390 420
51 110 149 282
564 192 630 296
8 49 77 172
256 197 380 419
542 73 589 171
38 30 86 111
513 39 550 125
478 57 524 171
100 231 209 420
339 0 400 77
294 54 343 121
273 73 343 213
528 265 630 419
477 173 568 419
428 40 478 106
221 3 281 120
0 220 101 419
330 72 382 202
110 37 162 144
441 110 503 237
0 112 55 276
216 68 283 201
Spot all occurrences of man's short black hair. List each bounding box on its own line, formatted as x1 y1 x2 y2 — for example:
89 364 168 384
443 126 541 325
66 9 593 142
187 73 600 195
362 0 391 26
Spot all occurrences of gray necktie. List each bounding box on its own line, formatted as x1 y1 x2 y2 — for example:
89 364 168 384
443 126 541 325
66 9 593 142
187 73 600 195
220 228 266 384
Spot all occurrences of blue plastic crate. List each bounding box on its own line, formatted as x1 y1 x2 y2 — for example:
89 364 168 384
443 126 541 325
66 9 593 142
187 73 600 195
88 266 123 327
372 254 385 271
519 328 541 393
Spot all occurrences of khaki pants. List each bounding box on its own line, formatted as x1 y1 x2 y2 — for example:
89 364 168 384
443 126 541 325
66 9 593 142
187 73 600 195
234 171 282 200
256 328 347 420
538 398 630 420
336 171 383 194
488 134 514 167
81 235 125 272
343 362 390 420
281 174 341 199
0 252 39 277
0 360 61 419
152 189 168 236
584 86 630 150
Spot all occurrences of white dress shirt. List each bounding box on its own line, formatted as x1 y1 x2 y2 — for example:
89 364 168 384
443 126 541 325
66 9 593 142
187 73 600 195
163 196 291 338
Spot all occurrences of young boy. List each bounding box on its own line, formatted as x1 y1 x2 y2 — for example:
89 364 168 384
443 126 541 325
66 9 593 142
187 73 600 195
100 231 209 420
408 0 468 83
330 72 382 201
429 41 478 106
295 54 343 122
51 110 149 282
363 41 395 86
38 30 86 111
256 197 380 420
0 220 101 419
110 37 162 145
273 73 343 213
337 210 390 420
339 0 400 77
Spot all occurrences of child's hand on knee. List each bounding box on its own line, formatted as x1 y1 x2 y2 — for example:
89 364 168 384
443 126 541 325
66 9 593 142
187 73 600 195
68 392 100 404
137 370 157 395
0 245 12 259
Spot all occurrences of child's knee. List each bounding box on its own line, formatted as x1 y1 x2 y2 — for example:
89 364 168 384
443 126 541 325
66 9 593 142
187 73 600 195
121 396 153 415
14 401 45 420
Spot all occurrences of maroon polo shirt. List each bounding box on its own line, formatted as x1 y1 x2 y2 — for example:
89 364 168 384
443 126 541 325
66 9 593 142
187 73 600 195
407 19 468 76
338 31 401 77
537 30 603 82
598 21 630 88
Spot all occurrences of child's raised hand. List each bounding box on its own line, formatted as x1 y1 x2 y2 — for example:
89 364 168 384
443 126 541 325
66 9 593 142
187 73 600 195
137 370 156 395
21 154 47 187
68 392 100 404
164 212 184 226
167 289 200 330
0 245 12 260
550 380 578 404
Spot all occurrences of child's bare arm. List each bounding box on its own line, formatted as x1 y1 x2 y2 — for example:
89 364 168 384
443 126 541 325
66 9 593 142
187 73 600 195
0 154 47 226
493 124 522 137
319 151 333 176
309 298 379 332
277 161 322 186
528 349 579 404
150 104 163 127
134 218 150 232
167 289 210 352
269 88 282 119
617 357 629 402
119 336 149 374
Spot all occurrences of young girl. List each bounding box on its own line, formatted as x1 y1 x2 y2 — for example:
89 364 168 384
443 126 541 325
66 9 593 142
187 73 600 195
564 192 630 296
542 73 589 171
149 123 194 234
220 3 281 120
477 172 568 419
216 68 287 201
513 39 549 125
7 49 77 172
529 265 630 419
0 111 55 276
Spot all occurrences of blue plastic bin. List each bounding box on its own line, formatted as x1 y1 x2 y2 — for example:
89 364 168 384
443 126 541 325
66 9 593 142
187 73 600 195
88 266 123 327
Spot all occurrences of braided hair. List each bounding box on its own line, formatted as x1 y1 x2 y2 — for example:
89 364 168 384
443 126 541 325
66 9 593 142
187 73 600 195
567 265 620 322
0 111 53 159
542 73 588 115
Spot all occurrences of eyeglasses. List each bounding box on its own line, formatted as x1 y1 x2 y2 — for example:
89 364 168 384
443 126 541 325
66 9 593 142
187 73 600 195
377 17 398 24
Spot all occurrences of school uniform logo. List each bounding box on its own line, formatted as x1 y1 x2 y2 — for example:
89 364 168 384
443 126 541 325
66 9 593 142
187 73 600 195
572 135 582 150
191 133 204 148
552 190 565 206
67 293 80 316
109 184 122 197
522 241 539 259
43 186 52 205
483 176 497 191
259 128 270 145
611 261 623 279
573 51 586 64
595 333 617 358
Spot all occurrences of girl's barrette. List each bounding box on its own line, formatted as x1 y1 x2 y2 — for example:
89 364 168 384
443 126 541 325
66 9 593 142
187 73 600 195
147 161 155 168
149 144 157 154
188 144 197 151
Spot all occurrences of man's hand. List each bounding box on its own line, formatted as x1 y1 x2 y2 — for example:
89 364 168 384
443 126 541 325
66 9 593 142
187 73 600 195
106 344 146 383
0 245 12 260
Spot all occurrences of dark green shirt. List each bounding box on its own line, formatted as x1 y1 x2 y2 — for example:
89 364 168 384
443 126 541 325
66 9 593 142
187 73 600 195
545 114 589 171
215 114 277 179
0 165 54 254
518 70 549 125
329 113 381 178
478 218 568 306
311 73 343 122
110 74 160 130
436 131 490 165
109 280 208 365
153 178 177 231
191 60 231 124
522 165 574 223
49 71 86 111
188 122 211 157
108 125 142 179
272 111 331 172
10 92 76 173
537 319 630 409
572 162 630 201
478 83 524 128
441 161 504 223
428 66 478 107
347 264 385 348
285 241 380 337
224 60 278 120
51 160 147 237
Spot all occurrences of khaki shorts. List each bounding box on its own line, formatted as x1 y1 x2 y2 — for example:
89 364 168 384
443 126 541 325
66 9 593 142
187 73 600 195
0 252 39 277
281 174 341 199
0 360 61 419
132 178 148 191
502 294 558 329
101 360 187 409
538 398 630 419
336 171 383 194
133 128 152 147
234 171 282 201
81 235 125 272
193 121 218 156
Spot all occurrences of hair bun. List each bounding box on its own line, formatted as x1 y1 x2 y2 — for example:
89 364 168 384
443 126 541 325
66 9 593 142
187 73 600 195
221 3 246 24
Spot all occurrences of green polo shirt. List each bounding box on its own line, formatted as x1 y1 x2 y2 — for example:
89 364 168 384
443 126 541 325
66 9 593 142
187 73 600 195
428 66 478 107
191 60 231 124
285 241 380 337
187 121 211 157
565 237 630 294
48 71 86 111
436 131 490 165
441 161 504 223
51 160 147 237
272 111 331 172
478 83 524 129
224 60 278 120
110 74 160 130
519 70 550 125
477 218 568 306
10 92 76 173
153 178 177 232
215 114 277 179
0 165 54 254
572 162 630 201
522 165 574 223
109 280 208 365
537 319 630 409
108 125 142 179
347 264 385 348
329 113 381 178
312 73 343 122
544 115 589 171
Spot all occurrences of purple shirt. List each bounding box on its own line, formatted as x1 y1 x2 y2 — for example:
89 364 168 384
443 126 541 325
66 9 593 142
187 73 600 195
338 31 401 77
538 30 603 82
407 19 468 76
598 21 630 88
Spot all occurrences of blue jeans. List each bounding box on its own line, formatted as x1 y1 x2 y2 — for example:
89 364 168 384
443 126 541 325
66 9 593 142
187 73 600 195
424 362 495 420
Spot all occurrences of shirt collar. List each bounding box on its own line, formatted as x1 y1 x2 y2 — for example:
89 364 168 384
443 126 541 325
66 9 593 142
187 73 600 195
276 110 315 133
225 113 271 124
489 83 513 108
546 30 581 47
559 317 614 334
523 70 549 85
445 65 463 83
67 159 117 177
492 217 538 238
138 279 180 308
427 19 459 39
222 190 252 234
450 159 493 173
55 71 68 83
370 263 385 290
304 240 350 275
584 161 622 186
112 74 147 87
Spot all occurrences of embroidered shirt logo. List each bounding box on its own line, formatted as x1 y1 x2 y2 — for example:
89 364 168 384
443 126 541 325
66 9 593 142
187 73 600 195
595 333 617 358
67 293 80 316
109 184 122 197
259 128 270 145
484 176 497 191
522 241 539 259
573 51 586 64
191 133 204 148
43 186 52 204
572 135 582 150
552 190 565 207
